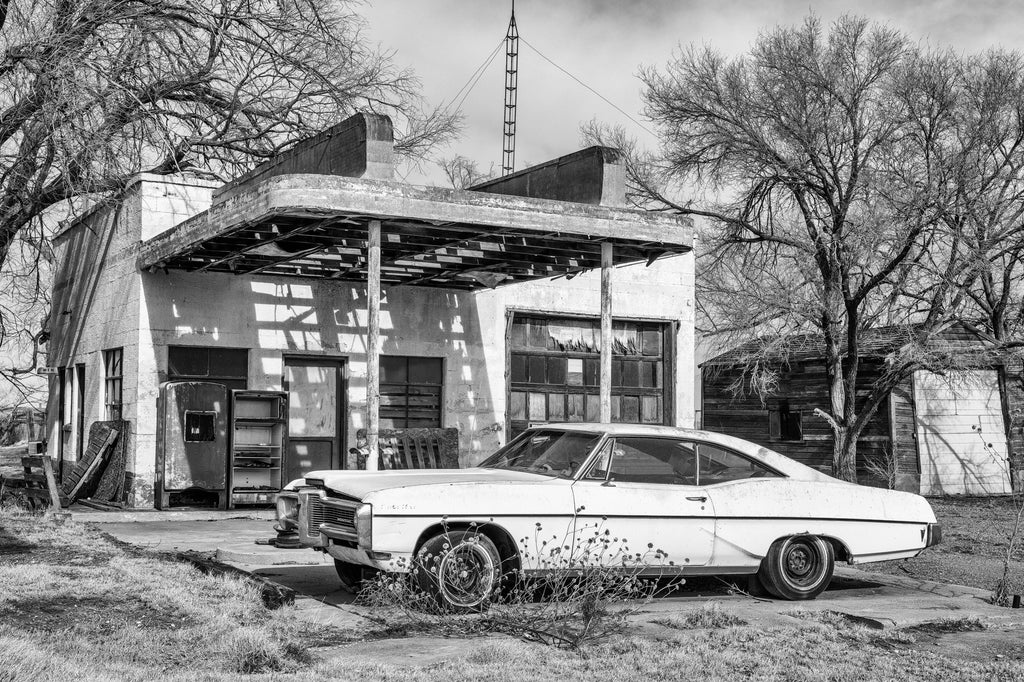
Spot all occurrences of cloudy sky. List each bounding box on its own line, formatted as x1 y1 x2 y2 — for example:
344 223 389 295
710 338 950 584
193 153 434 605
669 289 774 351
358 0 1024 185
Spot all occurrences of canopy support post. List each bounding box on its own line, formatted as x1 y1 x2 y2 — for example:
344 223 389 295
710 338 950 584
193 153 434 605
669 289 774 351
600 241 613 423
366 219 382 470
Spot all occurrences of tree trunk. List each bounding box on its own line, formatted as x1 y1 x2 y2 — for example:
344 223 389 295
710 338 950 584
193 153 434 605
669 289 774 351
832 425 858 482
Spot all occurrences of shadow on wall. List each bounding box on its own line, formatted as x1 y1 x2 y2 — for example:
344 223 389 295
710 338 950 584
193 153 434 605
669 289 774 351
146 273 500 466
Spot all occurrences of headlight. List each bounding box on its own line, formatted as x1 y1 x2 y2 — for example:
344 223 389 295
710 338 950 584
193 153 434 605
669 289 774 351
355 503 372 549
276 495 298 531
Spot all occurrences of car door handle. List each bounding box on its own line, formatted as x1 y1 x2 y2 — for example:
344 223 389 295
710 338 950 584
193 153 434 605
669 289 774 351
686 496 707 502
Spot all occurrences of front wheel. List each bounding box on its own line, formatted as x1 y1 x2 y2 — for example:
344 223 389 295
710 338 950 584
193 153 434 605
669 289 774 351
414 530 501 612
757 535 834 600
334 560 377 595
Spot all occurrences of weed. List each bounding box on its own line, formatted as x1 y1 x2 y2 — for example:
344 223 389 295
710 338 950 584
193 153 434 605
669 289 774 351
359 516 683 651
864 446 900 490
903 617 986 634
972 424 1023 606
654 601 747 629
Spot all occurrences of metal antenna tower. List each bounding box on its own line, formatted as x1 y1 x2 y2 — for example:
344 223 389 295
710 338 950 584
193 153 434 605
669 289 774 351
501 2 519 176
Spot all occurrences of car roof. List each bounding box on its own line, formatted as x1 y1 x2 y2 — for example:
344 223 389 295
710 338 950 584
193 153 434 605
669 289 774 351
523 423 840 483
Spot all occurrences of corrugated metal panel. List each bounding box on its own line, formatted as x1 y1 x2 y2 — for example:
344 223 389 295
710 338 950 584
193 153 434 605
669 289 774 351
913 370 1012 495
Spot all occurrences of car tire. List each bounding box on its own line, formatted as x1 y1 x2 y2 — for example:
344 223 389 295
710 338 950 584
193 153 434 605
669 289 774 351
334 560 375 595
414 529 502 612
758 535 834 600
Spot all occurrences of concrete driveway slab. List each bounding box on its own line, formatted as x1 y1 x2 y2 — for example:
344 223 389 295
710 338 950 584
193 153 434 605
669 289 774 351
90 515 1024 656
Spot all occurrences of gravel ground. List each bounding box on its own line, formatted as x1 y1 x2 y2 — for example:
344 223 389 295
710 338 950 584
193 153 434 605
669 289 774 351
861 496 1024 601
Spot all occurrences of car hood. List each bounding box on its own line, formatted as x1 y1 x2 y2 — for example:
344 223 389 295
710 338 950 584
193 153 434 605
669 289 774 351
298 467 551 499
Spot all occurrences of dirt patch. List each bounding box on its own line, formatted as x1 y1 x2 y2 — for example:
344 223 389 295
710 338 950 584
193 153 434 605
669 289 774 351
903 617 986 635
894 620 1024 663
0 594 197 633
0 532 35 557
0 538 115 567
0 521 118 566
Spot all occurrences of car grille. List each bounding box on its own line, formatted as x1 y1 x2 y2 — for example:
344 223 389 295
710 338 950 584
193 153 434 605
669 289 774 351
304 493 357 537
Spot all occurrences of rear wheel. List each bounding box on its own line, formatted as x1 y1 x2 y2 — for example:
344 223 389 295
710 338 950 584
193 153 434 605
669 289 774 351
415 530 501 612
758 535 834 600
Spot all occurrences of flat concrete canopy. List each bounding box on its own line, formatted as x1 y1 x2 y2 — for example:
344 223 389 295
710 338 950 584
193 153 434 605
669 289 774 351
136 173 693 289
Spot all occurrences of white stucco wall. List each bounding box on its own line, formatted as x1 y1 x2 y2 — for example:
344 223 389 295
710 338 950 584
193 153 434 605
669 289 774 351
47 176 216 504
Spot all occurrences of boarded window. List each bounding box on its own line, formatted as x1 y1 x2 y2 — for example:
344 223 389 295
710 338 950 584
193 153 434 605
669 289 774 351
380 356 443 429
769 403 802 442
168 346 248 390
508 315 671 436
103 348 123 421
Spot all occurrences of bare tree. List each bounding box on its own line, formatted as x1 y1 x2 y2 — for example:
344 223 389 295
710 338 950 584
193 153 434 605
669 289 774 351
0 0 458 396
932 50 1024 489
439 155 495 189
639 15 974 481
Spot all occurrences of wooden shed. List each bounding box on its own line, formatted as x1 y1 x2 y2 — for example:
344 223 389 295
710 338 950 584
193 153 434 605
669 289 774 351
701 323 1023 495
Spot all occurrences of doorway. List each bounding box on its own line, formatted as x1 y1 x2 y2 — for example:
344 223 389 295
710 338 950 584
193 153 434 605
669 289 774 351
283 357 346 482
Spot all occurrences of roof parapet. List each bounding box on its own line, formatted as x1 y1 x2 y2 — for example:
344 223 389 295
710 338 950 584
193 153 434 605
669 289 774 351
212 112 395 203
468 146 626 208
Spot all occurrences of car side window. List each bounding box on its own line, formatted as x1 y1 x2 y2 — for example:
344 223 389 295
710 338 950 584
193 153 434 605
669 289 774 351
604 437 698 485
696 443 782 484
583 441 613 480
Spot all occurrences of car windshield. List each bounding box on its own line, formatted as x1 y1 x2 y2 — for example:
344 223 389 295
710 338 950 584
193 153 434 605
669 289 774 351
479 430 603 478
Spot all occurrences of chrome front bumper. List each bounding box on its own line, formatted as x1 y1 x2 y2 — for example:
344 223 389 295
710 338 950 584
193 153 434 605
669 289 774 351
293 489 360 547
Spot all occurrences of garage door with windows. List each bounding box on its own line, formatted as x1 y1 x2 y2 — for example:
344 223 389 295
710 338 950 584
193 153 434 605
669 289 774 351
508 314 672 437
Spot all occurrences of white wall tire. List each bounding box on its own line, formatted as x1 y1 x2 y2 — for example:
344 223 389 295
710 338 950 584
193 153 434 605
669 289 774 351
415 530 501 612
758 535 834 600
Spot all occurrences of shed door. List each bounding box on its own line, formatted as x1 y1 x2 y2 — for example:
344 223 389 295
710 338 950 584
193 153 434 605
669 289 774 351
913 370 1012 495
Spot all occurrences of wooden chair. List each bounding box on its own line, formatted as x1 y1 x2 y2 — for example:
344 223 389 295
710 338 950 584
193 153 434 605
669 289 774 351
354 428 460 470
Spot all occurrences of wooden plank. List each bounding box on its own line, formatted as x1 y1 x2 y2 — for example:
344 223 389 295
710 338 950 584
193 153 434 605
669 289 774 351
599 241 612 423
19 488 52 500
64 428 118 501
412 437 426 469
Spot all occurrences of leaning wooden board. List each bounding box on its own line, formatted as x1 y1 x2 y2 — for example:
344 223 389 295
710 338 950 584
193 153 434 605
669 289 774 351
92 420 130 503
62 424 119 502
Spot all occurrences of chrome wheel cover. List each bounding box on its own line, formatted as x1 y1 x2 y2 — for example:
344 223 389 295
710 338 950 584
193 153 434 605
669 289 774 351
437 540 496 608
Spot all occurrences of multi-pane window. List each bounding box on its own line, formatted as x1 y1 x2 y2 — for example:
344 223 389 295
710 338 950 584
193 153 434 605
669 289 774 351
380 356 443 429
508 315 670 436
103 348 123 421
167 346 248 390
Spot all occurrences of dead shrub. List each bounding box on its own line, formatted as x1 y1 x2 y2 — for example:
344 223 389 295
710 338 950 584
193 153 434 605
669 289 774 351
359 516 683 650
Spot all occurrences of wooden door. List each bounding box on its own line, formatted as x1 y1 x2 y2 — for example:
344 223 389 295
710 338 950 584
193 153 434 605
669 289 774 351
283 358 345 483
913 369 1012 495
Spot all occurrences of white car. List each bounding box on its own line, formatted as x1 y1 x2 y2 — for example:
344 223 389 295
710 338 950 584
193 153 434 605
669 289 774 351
276 424 940 609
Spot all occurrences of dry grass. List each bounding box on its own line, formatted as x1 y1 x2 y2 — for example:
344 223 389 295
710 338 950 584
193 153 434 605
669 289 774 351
0 509 310 680
1 507 1022 681
652 601 747 629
